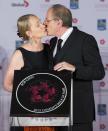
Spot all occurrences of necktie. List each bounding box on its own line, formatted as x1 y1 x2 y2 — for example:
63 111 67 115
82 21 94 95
56 39 63 56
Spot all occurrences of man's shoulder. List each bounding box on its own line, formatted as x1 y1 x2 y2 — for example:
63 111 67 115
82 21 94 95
73 26 94 39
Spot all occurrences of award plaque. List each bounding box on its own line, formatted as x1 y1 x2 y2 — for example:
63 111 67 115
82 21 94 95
10 69 72 127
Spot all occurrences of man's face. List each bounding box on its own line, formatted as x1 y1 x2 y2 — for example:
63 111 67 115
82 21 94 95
28 16 47 39
44 9 59 36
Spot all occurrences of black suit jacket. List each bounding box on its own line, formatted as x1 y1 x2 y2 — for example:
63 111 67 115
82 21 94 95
50 26 105 123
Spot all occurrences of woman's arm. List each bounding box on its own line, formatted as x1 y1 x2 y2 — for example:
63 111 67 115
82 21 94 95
4 50 24 92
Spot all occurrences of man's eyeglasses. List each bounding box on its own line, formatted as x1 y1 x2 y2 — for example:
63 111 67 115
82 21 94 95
45 18 58 23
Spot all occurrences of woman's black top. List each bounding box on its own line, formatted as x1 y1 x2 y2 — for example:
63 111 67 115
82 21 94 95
17 44 50 70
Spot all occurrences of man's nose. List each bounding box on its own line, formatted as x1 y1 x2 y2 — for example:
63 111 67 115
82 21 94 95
43 21 47 28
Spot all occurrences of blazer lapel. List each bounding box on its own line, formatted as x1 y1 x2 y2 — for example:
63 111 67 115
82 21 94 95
50 37 57 51
49 37 57 68
56 27 78 62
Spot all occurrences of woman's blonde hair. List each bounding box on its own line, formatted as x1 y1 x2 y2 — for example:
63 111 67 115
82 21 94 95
17 14 37 40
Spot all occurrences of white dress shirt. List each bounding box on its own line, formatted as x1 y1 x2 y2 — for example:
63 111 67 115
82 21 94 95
53 27 73 57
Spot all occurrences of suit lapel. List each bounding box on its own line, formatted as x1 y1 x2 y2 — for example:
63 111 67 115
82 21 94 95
49 27 78 65
55 27 78 62
50 37 57 52
49 37 57 68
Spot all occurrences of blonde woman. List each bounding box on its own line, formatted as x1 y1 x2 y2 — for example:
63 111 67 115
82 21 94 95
4 14 55 131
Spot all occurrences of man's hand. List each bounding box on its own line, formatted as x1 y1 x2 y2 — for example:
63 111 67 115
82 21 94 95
54 61 76 72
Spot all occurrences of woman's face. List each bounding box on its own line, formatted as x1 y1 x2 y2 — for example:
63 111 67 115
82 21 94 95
28 16 47 39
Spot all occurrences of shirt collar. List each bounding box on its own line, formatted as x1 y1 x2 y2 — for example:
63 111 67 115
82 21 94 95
60 27 73 42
